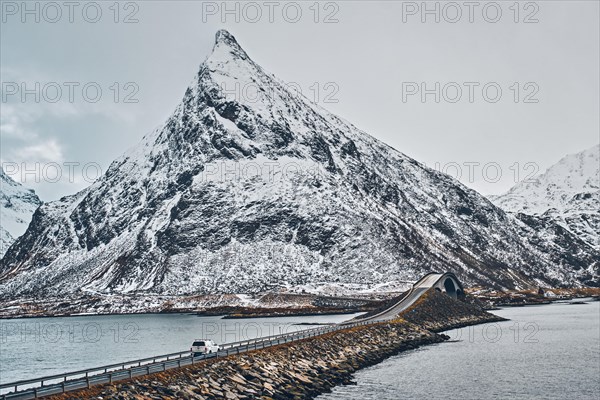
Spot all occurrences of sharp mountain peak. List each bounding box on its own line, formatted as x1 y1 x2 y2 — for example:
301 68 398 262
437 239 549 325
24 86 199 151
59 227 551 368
0 30 597 302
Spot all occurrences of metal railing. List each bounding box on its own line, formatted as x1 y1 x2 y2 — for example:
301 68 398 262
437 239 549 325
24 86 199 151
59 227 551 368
0 272 455 400
0 319 380 399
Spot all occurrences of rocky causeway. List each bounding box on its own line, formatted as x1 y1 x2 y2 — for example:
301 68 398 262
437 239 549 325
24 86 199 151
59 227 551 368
47 290 504 399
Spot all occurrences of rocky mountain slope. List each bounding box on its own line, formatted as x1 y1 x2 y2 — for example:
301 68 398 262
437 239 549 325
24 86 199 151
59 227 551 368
0 168 42 257
1 30 598 302
490 145 599 249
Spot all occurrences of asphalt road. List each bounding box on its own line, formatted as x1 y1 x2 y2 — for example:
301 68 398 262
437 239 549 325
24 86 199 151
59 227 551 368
353 273 444 322
1 272 450 400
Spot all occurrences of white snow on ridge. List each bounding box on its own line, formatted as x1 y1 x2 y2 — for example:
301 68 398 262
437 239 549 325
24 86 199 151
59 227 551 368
491 144 599 214
490 144 599 248
0 167 42 257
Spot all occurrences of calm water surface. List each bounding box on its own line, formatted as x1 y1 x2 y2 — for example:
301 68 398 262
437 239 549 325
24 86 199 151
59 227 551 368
0 312 361 385
317 301 600 400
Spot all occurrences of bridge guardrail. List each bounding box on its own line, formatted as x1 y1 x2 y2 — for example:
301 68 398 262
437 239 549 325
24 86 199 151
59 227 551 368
0 272 458 399
0 318 380 399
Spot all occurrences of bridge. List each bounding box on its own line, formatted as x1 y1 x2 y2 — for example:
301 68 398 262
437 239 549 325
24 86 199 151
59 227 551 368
349 272 464 323
0 272 463 400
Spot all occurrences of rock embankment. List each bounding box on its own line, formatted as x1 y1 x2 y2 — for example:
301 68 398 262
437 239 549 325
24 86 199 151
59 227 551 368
48 290 504 400
402 289 507 331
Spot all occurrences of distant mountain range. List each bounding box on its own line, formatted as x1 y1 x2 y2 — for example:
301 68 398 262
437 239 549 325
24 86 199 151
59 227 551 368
0 30 597 305
0 168 41 258
490 145 599 250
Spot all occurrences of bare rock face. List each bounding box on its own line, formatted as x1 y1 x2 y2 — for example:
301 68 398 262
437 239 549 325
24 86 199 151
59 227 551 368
1 30 598 303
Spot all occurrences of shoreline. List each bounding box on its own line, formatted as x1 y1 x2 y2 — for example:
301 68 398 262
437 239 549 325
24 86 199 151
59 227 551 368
0 288 600 321
1 293 596 320
0 293 386 320
0 307 370 321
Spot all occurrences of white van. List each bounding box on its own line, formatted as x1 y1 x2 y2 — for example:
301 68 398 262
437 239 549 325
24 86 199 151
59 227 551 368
190 339 220 356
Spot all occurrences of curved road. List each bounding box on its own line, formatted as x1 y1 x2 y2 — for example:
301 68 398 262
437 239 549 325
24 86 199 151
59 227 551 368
0 272 460 400
349 272 455 323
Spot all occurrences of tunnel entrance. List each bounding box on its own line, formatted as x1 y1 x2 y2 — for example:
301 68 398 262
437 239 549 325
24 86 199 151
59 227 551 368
443 278 457 299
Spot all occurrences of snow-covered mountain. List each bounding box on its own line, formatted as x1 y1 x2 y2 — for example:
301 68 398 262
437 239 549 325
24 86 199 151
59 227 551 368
490 145 599 249
0 167 42 257
0 30 598 302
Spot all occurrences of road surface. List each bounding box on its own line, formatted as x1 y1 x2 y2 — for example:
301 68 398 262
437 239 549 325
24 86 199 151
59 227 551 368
1 272 458 400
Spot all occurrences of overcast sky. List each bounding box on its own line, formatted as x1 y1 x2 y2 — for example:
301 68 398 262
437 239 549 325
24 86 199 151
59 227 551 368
1 1 598 201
